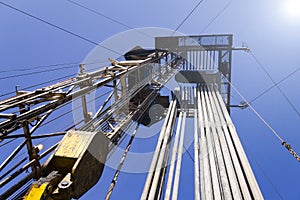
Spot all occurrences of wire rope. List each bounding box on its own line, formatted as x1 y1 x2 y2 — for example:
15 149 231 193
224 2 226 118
249 50 300 118
0 1 122 55
249 67 300 104
171 0 205 36
225 76 300 162
200 0 233 34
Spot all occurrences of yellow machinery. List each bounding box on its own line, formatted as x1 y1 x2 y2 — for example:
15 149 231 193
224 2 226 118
25 130 108 199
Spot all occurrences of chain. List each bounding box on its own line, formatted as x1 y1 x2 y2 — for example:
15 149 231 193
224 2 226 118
282 142 300 162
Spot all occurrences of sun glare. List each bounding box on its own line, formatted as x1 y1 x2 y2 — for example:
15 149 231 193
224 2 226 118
283 0 300 20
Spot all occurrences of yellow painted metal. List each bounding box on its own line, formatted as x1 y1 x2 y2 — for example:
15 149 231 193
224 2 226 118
24 183 48 200
41 130 108 199
55 130 94 158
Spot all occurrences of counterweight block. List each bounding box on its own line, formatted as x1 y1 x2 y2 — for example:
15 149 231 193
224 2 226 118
26 130 109 199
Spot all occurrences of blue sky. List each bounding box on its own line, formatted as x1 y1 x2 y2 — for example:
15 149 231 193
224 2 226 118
1 0 300 199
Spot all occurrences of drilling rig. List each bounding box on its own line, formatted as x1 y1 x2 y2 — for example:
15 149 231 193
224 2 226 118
0 34 262 199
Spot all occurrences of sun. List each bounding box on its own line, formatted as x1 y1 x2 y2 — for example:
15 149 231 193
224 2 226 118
282 0 300 20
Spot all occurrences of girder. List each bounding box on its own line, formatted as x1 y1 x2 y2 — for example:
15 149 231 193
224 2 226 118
0 49 182 199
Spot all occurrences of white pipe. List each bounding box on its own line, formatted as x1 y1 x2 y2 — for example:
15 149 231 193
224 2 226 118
141 100 175 199
171 112 186 200
148 100 177 200
193 87 201 200
202 87 222 200
164 112 183 200
197 89 210 200
215 89 263 199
